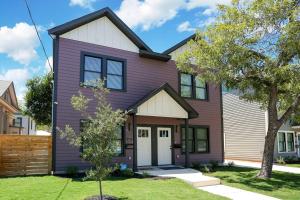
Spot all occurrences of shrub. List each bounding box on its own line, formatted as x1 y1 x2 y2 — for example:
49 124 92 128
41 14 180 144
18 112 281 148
66 166 78 177
227 161 235 167
120 168 134 177
276 156 286 165
191 162 201 170
201 165 212 173
209 160 219 170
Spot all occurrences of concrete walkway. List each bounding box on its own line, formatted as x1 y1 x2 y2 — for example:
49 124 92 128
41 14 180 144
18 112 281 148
138 168 220 187
199 185 280 200
225 159 300 174
139 167 279 200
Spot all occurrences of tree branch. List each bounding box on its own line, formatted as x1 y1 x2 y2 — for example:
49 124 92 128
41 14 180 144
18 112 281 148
278 94 300 125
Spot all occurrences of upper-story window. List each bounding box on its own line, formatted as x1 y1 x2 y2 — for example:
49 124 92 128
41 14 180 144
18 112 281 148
81 53 126 91
180 73 208 100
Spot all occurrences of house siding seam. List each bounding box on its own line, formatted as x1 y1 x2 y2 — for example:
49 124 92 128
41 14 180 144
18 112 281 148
55 38 222 172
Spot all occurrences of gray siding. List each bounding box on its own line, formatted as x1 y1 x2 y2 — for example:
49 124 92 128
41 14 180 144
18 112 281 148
223 93 266 161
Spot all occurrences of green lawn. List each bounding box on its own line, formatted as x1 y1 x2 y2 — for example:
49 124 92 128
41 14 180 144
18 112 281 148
285 163 300 168
206 166 300 200
0 175 227 200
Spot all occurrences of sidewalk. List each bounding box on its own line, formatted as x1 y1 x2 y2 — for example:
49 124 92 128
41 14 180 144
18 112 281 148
199 185 279 200
225 159 300 174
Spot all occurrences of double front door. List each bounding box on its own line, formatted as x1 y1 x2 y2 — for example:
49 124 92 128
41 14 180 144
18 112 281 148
137 127 172 166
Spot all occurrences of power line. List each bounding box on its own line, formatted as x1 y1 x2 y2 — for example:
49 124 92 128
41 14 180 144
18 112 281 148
24 0 53 72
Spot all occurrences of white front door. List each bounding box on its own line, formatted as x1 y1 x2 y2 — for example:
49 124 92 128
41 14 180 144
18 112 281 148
157 127 172 165
137 127 152 166
298 133 300 157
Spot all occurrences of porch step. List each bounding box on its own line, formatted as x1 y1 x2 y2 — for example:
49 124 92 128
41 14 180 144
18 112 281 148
138 168 220 187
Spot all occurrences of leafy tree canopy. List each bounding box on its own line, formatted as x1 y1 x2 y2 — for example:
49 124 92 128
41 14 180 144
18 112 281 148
23 72 53 126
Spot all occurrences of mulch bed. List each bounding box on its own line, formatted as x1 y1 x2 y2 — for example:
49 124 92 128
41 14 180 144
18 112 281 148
84 195 118 200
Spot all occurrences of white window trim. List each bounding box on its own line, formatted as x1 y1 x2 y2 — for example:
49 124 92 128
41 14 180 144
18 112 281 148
277 131 296 153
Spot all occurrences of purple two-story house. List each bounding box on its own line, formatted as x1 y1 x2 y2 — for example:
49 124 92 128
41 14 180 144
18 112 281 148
48 7 223 173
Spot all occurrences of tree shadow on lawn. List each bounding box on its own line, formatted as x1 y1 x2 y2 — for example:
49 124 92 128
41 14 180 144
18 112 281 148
212 167 300 192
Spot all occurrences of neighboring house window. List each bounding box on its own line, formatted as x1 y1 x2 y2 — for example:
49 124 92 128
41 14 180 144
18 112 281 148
180 73 208 100
81 53 125 90
30 119 33 130
79 120 124 155
278 131 295 153
182 126 209 153
13 117 22 127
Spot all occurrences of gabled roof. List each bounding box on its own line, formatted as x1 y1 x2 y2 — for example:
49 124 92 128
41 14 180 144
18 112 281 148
0 80 19 111
127 83 198 119
163 34 195 55
0 80 12 96
49 7 152 52
48 7 171 62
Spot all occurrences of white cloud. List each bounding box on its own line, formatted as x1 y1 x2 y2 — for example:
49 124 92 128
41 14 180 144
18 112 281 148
177 21 196 32
115 0 231 31
203 8 216 16
44 56 53 73
0 68 30 103
0 23 39 65
199 17 216 27
116 0 186 31
185 0 231 11
69 0 96 10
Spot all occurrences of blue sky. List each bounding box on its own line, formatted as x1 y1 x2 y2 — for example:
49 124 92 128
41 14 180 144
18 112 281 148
0 0 230 103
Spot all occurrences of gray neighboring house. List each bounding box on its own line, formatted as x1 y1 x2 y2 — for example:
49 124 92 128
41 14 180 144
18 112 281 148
223 92 300 162
12 113 37 135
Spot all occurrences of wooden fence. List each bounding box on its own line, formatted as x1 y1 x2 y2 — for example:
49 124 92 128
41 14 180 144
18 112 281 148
0 135 52 176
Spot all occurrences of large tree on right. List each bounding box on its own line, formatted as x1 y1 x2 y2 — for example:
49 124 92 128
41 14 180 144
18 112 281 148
177 0 300 178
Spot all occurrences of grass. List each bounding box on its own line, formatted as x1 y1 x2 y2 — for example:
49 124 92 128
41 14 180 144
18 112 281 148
0 175 228 200
285 163 300 168
205 166 300 200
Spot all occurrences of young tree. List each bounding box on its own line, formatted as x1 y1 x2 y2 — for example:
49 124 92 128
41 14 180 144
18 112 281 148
58 80 127 200
177 0 300 178
23 72 53 126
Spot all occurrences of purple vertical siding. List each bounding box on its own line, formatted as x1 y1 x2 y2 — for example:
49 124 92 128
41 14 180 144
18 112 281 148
55 37 222 172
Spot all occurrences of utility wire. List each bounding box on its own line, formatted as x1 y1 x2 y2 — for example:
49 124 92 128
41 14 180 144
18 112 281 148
24 0 53 72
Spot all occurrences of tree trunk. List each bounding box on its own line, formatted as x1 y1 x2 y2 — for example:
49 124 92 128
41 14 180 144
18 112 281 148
99 179 103 200
257 129 277 178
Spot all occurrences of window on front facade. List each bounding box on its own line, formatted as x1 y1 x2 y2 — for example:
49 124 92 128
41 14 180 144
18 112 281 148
182 127 209 153
13 117 22 127
107 60 124 90
83 56 102 86
79 120 124 156
278 131 295 153
81 54 125 90
180 74 193 98
180 73 208 100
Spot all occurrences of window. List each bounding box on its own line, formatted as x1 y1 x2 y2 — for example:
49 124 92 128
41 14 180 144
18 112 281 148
180 73 208 100
115 126 124 156
180 74 192 98
81 53 125 90
13 117 22 127
138 129 149 137
83 56 102 86
79 120 124 156
278 131 295 153
278 132 286 152
182 127 209 153
107 60 124 90
287 132 295 152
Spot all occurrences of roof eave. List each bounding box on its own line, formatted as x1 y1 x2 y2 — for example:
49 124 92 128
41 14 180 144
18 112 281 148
139 50 171 62
163 34 196 55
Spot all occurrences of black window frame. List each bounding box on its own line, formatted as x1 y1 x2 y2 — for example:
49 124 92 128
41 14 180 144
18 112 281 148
179 72 208 101
181 125 210 154
80 52 127 91
79 119 125 156
13 117 22 127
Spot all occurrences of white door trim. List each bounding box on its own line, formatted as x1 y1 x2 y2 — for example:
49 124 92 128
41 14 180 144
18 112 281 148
157 127 172 165
137 127 152 166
